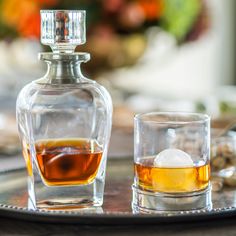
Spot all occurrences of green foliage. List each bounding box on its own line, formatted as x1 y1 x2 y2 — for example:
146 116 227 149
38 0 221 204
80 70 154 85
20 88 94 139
0 21 18 38
161 0 201 42
196 102 206 113
220 102 236 114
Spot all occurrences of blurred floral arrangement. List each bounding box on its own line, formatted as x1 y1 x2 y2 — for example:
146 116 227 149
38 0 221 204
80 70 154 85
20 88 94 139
0 0 208 75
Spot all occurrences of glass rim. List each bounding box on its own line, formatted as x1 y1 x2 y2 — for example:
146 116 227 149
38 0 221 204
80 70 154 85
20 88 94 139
134 112 210 124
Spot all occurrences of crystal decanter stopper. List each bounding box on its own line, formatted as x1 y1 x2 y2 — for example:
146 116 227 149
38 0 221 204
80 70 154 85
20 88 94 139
16 10 112 210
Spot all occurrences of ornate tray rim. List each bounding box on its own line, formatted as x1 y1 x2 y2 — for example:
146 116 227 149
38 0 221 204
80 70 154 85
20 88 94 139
1 203 236 225
1 168 236 224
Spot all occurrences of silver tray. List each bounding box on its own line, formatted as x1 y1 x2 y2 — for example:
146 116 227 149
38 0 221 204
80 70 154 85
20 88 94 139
0 158 236 225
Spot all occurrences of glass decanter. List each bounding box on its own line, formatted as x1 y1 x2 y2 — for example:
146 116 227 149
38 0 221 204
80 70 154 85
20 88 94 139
16 10 112 210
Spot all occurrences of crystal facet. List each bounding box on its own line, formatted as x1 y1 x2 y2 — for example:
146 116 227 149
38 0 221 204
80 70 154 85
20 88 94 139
41 10 86 53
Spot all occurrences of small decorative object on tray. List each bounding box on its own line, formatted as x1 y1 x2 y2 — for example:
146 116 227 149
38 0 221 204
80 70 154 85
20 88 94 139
211 133 236 190
211 137 236 172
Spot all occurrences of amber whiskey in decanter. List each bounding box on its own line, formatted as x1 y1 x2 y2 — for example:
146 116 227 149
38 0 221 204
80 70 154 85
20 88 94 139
35 139 103 186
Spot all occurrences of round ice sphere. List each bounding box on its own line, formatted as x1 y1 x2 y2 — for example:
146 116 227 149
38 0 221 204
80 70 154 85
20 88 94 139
154 148 194 168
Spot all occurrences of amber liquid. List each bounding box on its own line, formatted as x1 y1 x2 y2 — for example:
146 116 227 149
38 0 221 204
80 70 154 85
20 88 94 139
32 138 103 186
135 156 210 193
22 142 32 177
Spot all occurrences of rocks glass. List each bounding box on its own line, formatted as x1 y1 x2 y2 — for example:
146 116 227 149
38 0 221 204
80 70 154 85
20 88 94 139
132 112 212 213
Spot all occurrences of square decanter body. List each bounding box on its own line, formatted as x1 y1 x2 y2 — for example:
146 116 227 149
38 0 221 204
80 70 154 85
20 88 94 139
17 79 112 210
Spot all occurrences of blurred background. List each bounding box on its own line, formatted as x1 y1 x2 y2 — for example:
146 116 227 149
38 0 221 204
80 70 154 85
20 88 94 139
0 0 235 164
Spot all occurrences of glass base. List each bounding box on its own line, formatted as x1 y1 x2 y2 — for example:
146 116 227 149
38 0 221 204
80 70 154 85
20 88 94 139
132 184 212 214
28 176 105 211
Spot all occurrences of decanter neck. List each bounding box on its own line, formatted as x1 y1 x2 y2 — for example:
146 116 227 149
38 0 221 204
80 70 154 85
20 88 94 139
46 60 84 84
38 52 91 84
